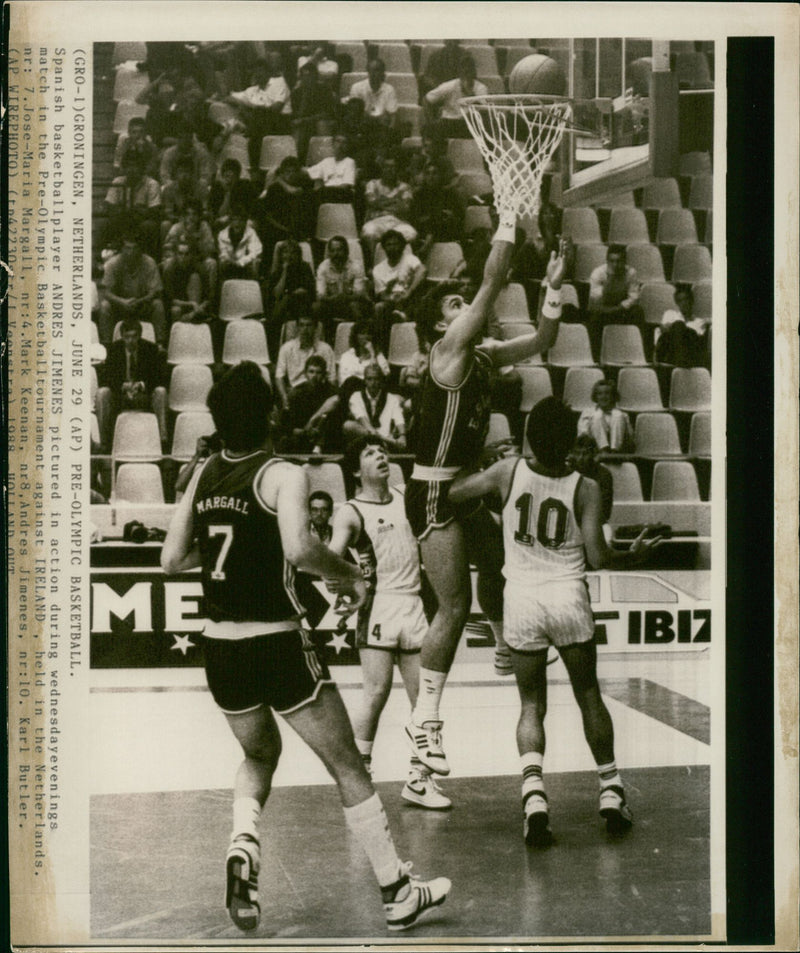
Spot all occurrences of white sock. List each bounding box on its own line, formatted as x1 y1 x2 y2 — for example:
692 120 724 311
520 752 546 810
343 793 404 890
413 668 447 725
597 760 623 789
232 796 261 841
355 738 374 758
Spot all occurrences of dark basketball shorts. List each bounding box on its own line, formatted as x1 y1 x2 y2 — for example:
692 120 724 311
201 627 332 715
405 477 482 541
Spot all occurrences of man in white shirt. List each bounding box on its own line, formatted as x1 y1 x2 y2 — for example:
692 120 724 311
344 363 407 451
372 230 427 330
347 59 398 130
306 134 357 202
228 55 293 168
424 55 488 139
274 312 336 407
217 209 263 281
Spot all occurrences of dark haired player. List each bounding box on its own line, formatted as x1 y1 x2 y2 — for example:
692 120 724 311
450 397 661 845
161 362 450 932
404 215 567 776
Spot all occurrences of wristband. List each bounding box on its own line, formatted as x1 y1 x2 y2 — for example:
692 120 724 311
492 208 516 244
542 288 562 320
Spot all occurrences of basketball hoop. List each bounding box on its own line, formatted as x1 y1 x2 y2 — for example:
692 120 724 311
459 94 576 219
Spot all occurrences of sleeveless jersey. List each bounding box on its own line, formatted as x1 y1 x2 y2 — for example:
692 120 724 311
192 451 303 623
410 343 493 471
502 459 586 584
348 488 420 595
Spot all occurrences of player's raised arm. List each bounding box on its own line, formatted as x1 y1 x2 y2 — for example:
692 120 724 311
449 455 518 505
161 465 205 574
577 476 662 570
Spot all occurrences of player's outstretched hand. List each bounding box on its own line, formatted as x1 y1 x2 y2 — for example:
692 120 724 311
545 236 570 290
628 524 664 562
331 576 368 614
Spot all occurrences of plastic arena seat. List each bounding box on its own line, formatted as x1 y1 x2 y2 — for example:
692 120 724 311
599 325 647 367
485 412 512 445
454 171 493 203
168 364 214 413
386 73 419 105
675 51 713 90
219 280 264 322
634 412 684 457
415 44 443 76
678 152 712 177
560 283 581 311
112 100 148 135
171 411 216 462
91 413 101 448
334 322 354 361
688 412 711 458
494 283 530 322
302 461 347 504
573 244 609 284
692 281 713 321
425 242 464 281
258 135 297 172
517 365 553 412
208 100 239 126
668 367 711 413
305 136 335 166
561 207 602 245
447 138 485 172
640 282 679 327
656 208 699 247
561 366 605 412
346 239 365 268
607 208 650 246
479 75 506 95
388 322 419 366
463 44 499 76
112 412 163 462
624 244 666 282
642 177 683 212
617 368 665 413
375 43 414 73
688 175 713 212
112 68 150 103
464 205 493 233
546 323 595 367
316 203 358 241
167 322 214 365
651 460 701 501
218 135 252 178
671 245 712 284
222 320 270 367
605 462 644 501
112 42 147 65
335 42 368 73
113 321 155 343
114 463 165 504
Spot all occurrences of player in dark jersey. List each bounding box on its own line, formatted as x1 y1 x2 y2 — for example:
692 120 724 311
161 362 450 933
404 215 568 777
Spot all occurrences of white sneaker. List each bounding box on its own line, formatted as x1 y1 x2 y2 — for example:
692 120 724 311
383 863 451 931
599 785 633 835
225 834 260 931
404 720 450 776
402 774 452 811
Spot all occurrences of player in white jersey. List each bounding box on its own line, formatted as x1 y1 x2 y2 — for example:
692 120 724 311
450 397 661 846
330 435 451 810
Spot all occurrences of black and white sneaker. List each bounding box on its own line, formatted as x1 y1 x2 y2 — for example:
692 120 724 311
599 785 633 835
225 834 260 931
404 720 450 776
523 790 553 848
383 863 451 931
402 773 452 811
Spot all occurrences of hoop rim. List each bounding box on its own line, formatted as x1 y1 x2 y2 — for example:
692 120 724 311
459 93 587 134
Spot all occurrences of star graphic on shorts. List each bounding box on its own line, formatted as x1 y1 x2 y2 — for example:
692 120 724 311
326 629 351 654
170 633 196 656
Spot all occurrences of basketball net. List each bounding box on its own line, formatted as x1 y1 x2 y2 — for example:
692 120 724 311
460 95 573 220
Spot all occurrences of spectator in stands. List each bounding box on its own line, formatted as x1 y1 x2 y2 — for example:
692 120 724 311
113 115 158 177
104 152 162 258
409 159 465 256
346 58 398 143
227 54 293 171
343 362 407 452
256 156 316 262
420 39 465 97
587 244 644 361
95 317 168 451
577 379 634 454
162 240 211 327
308 490 335 543
361 156 417 257
424 55 488 139
208 158 257 235
160 122 215 190
277 353 341 453
372 229 427 344
217 207 263 282
338 319 390 388
171 76 224 151
404 130 457 189
568 433 614 529
161 156 209 230
314 235 367 338
136 72 179 148
98 226 167 346
306 134 357 203
274 312 336 408
265 239 316 342
297 43 339 88
654 284 710 368
291 60 339 163
162 199 216 295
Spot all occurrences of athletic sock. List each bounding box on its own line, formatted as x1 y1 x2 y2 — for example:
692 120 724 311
343 793 406 897
597 760 623 790
355 738 374 772
232 796 261 841
520 752 546 809
413 668 447 726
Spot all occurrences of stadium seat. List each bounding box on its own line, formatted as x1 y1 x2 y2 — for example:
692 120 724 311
617 368 664 412
656 208 699 247
671 245 712 283
208 101 239 126
112 68 150 103
560 283 581 311
222 320 270 366
573 244 608 284
447 138 485 172
642 177 683 212
608 208 650 245
335 42 368 73
599 325 647 366
342 70 367 92
415 43 444 76
668 367 711 413
303 461 346 504
561 207 602 245
334 322 354 360
633 412 684 457
692 281 712 320
346 239 365 268
651 460 700 501
426 242 463 280
388 322 419 366
547 323 595 366
259 135 297 171
168 364 214 413
595 190 637 210
375 43 414 73
464 44 499 76
675 51 713 89
396 104 423 136
90 366 98 411
167 322 214 365
517 365 553 412
464 205 493 233
479 75 506 95
688 412 711 458
218 134 251 178
624 244 666 282
605 462 644 501
316 203 358 241
112 41 147 65
494 283 529 322
305 136 335 166
454 171 493 203
113 321 155 343
485 412 512 445
114 463 164 504
219 280 264 321
91 321 100 344
91 413 101 448
688 174 713 211
562 366 605 411
387 72 420 105
171 411 216 462
640 282 678 326
112 412 163 462
112 100 148 135
704 209 713 248
678 151 712 176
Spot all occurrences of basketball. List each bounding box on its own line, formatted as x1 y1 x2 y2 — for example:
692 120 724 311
508 54 567 96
